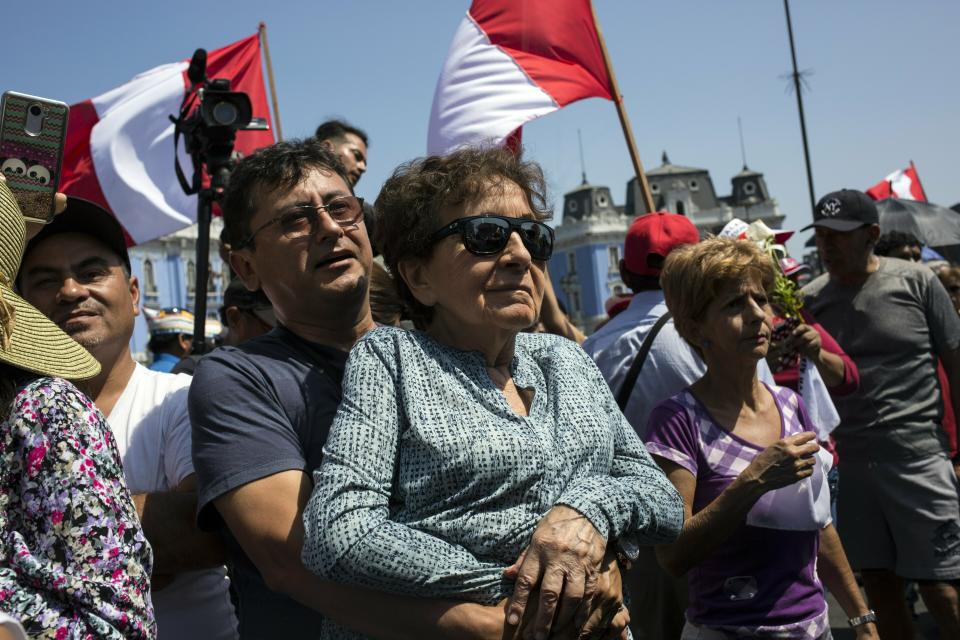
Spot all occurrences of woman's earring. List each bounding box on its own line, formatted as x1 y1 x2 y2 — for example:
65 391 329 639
701 339 711 349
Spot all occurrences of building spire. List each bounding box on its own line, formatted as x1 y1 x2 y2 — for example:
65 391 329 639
662 150 670 165
577 129 588 185
738 116 749 170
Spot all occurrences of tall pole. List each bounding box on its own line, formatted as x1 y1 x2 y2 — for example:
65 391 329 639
737 116 748 168
590 3 655 214
783 0 816 219
910 160 929 201
259 22 284 142
577 129 588 185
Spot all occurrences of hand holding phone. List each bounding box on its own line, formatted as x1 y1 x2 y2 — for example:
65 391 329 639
0 91 69 224
0 173 68 243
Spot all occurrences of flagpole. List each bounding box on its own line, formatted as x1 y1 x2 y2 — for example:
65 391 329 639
258 22 284 142
910 160 928 201
589 3 655 214
783 0 816 219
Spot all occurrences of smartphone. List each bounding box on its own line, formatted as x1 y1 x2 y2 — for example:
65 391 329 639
0 91 69 224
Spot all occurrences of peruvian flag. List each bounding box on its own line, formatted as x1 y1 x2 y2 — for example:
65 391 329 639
60 34 274 245
865 162 928 202
427 0 614 155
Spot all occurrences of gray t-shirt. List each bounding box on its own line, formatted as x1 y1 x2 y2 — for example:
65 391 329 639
802 257 960 461
189 326 347 639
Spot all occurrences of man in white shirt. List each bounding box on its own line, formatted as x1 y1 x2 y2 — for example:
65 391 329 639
17 198 238 640
584 212 703 437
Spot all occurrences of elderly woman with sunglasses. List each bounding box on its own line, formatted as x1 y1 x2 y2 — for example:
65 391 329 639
645 238 877 639
301 147 683 640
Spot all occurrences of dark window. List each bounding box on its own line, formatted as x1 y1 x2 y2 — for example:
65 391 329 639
143 259 156 292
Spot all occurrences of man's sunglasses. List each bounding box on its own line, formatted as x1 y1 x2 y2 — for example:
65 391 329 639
429 215 554 261
236 196 364 249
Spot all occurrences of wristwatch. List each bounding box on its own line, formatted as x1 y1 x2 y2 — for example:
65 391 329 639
847 610 877 627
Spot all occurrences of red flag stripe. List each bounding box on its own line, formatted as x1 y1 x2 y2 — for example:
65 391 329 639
59 33 274 246
428 0 615 154
470 0 612 106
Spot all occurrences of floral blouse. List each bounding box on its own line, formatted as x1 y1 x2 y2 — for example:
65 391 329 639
0 377 155 639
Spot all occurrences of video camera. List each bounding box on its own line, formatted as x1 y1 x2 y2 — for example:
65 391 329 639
172 48 268 194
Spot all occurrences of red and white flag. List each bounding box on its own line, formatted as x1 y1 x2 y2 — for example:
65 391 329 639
427 0 613 155
60 34 274 245
865 162 927 202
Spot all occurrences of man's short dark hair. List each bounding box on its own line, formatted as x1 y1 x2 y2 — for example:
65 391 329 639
621 271 662 293
314 119 368 147
148 332 186 355
221 138 352 249
875 230 921 257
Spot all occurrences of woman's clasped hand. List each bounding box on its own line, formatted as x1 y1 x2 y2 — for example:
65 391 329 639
501 505 628 640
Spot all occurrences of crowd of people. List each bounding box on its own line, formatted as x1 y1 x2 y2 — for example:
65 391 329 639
0 118 958 640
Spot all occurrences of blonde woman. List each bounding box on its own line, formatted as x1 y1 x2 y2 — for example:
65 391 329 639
644 238 877 639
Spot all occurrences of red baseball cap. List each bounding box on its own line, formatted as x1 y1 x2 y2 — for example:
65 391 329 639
624 212 700 276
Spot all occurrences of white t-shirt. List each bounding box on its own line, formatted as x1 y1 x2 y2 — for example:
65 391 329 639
108 363 238 640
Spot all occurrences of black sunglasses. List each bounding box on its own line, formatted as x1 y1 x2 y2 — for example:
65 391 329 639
429 215 554 261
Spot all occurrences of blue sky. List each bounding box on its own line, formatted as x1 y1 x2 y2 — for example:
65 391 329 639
6 0 959 256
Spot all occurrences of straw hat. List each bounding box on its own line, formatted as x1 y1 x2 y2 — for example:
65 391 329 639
0 181 100 380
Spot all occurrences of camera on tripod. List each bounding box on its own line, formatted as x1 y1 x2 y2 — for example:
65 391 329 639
172 48 269 193
169 46 270 355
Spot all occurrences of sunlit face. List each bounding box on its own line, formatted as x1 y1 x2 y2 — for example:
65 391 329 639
230 167 373 325
19 232 139 360
814 224 876 279
694 275 773 364
404 179 547 335
328 133 367 186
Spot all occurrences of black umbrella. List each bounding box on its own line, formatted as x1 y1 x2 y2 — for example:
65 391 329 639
875 198 960 249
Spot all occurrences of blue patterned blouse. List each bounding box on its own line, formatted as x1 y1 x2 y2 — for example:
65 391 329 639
302 327 683 637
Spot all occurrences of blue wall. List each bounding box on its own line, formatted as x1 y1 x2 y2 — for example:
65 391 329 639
129 250 228 361
550 241 626 325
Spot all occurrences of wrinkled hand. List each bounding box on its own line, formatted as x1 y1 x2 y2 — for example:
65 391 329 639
786 324 822 361
854 622 879 639
741 432 819 493
503 505 606 639
577 550 628 640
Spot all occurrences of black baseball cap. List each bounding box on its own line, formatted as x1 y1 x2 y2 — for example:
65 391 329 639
23 197 131 272
802 189 879 232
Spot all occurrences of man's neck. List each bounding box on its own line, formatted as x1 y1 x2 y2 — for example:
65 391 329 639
281 306 377 352
78 345 137 418
833 254 881 287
